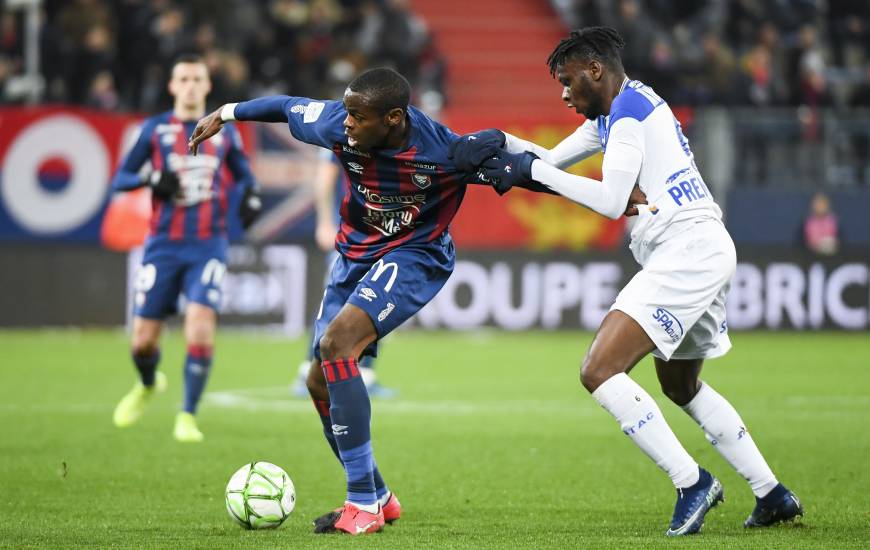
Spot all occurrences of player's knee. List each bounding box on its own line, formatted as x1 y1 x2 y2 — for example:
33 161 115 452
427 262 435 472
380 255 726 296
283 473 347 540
318 330 350 360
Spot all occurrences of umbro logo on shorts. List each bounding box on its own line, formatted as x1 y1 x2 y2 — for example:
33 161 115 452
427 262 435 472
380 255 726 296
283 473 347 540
359 288 377 302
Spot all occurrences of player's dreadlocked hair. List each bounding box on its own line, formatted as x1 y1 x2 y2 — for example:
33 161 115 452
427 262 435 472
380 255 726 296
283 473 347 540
348 67 411 115
547 27 626 77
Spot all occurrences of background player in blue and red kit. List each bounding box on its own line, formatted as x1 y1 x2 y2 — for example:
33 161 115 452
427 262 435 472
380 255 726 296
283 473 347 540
189 68 497 534
110 54 261 443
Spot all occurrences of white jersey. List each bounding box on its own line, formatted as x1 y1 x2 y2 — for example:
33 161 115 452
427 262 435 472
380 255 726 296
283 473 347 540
507 78 724 266
598 79 723 262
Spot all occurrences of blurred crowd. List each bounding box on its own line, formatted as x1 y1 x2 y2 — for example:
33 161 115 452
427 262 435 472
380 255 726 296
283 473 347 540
0 0 446 113
552 0 870 109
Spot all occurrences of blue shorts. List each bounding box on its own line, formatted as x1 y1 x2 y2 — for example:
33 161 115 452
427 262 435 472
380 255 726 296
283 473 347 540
132 237 228 320
311 235 455 360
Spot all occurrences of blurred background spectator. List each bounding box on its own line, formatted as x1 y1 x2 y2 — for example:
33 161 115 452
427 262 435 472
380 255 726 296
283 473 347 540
803 191 839 255
0 1 864 114
3 0 447 114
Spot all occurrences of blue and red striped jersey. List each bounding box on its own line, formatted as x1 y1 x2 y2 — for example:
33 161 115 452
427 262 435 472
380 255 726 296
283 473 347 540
235 97 471 261
110 111 255 243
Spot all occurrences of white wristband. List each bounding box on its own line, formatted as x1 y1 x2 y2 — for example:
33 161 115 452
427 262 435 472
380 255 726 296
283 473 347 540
220 103 238 122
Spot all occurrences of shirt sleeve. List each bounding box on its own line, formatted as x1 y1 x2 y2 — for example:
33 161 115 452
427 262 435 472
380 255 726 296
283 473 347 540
232 96 346 149
110 118 156 192
529 117 643 219
223 124 257 192
503 119 602 169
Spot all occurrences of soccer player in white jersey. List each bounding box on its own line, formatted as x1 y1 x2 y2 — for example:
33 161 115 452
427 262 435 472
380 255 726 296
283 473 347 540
450 27 803 536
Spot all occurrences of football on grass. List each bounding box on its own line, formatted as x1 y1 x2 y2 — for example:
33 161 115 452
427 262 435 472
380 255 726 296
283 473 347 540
225 461 295 529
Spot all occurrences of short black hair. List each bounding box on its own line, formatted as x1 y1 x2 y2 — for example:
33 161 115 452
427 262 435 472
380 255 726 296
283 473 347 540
347 67 411 114
547 27 625 77
173 53 206 67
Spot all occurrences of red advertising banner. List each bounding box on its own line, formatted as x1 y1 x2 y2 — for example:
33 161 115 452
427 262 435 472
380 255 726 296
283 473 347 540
446 120 627 251
0 107 141 242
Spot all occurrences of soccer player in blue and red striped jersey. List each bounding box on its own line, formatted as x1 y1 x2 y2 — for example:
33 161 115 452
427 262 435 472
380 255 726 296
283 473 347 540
190 67 484 535
110 54 261 443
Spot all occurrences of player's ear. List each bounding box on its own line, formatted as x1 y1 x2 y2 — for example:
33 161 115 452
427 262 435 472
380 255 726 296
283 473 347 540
589 60 604 81
385 107 404 127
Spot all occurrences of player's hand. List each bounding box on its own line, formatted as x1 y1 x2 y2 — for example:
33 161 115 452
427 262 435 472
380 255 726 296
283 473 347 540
447 129 506 171
238 187 262 229
480 149 538 195
188 108 225 155
315 220 338 252
146 170 180 200
623 184 647 217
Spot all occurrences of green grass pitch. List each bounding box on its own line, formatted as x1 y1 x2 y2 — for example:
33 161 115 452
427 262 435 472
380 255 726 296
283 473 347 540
1 329 868 549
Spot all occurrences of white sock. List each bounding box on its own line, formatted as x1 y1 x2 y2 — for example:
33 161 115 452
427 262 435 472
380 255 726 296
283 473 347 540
347 501 379 513
593 373 699 489
682 382 778 498
377 491 392 507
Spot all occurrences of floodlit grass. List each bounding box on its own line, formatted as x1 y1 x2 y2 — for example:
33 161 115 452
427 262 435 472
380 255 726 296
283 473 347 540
1 329 867 548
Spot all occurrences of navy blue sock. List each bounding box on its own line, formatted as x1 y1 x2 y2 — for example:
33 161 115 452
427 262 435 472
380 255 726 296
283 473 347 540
323 358 377 505
183 345 213 414
132 349 160 387
313 397 388 498
313 399 342 460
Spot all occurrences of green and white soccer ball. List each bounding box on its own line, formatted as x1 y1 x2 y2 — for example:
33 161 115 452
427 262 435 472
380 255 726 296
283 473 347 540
225 461 296 529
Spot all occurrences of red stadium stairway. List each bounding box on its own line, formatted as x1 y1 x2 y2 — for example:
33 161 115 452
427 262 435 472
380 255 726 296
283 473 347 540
413 0 576 129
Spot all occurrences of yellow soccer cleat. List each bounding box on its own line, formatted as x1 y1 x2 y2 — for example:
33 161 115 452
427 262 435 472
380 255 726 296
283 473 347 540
173 411 204 442
113 371 167 428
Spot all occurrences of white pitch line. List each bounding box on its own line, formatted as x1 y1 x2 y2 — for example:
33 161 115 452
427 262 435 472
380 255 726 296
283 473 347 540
204 386 598 416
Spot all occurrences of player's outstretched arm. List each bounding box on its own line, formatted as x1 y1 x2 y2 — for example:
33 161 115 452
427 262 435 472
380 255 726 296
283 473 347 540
481 144 645 218
190 97 295 154
503 120 602 169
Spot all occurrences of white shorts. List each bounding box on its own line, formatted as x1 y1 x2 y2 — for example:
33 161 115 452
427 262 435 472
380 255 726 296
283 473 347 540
612 218 736 361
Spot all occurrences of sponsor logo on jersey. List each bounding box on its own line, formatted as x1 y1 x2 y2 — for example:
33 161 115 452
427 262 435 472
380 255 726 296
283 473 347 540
166 153 220 206
652 307 683 343
303 102 325 123
403 161 437 171
357 184 425 205
347 161 364 174
411 173 432 189
362 203 421 236
358 287 377 302
342 144 371 158
155 123 183 135
377 302 395 322
290 104 305 114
